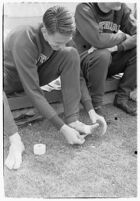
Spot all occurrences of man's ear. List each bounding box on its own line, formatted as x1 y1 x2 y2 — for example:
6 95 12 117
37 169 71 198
41 26 49 41
41 26 46 34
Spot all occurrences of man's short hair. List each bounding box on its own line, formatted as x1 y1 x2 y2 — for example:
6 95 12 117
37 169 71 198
43 6 75 36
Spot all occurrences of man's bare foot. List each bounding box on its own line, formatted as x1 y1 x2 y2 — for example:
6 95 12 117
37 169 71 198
5 133 25 170
69 120 99 136
60 124 85 145
89 109 107 135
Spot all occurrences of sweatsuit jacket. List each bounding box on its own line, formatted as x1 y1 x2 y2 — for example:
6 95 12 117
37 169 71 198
4 23 58 121
74 3 136 54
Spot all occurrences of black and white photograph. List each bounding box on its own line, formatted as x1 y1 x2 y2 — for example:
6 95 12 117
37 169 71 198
1 0 138 199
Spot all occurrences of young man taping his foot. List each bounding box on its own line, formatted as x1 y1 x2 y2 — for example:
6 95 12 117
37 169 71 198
4 6 107 170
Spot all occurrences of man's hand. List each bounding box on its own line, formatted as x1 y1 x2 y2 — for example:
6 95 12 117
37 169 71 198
88 109 107 135
107 45 118 53
125 33 131 39
60 124 85 145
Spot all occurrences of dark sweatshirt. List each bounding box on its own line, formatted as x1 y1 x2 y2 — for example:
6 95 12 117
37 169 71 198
4 23 64 129
74 3 136 54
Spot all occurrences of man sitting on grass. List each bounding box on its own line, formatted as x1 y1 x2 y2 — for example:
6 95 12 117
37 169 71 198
4 6 107 170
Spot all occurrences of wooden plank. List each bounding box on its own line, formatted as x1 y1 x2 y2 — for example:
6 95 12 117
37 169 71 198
11 92 116 127
8 95 33 110
50 92 116 116
8 76 120 111
103 92 116 105
105 77 120 92
8 90 62 111
8 90 116 112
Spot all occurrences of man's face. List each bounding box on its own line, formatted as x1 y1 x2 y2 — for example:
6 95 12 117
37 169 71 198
41 27 71 50
104 3 122 11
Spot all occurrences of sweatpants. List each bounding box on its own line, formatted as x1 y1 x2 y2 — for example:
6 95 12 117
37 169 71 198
4 47 81 136
80 47 136 107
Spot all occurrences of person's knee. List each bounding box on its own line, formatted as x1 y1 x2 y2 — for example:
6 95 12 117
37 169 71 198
59 47 80 63
86 49 111 72
95 49 111 65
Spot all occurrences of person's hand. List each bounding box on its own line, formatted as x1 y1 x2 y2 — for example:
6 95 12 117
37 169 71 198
88 109 107 135
125 33 131 39
117 31 127 41
60 124 85 145
107 45 118 53
88 46 96 54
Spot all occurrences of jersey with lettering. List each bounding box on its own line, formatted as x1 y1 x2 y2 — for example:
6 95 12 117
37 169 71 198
74 3 136 53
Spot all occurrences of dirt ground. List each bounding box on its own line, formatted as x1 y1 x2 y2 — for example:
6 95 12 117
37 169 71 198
3 104 137 198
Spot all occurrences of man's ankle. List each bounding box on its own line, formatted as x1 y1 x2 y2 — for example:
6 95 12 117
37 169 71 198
94 106 103 116
94 106 109 123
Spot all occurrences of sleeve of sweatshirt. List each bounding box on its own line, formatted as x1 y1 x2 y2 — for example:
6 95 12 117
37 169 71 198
117 4 136 51
75 3 126 49
11 31 58 121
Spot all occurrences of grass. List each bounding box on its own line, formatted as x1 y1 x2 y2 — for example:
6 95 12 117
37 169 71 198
3 104 137 198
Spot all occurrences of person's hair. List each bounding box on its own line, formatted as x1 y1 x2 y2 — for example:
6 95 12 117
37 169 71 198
43 6 75 36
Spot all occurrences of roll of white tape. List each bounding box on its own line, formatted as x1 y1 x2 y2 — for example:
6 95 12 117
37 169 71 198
33 144 46 155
